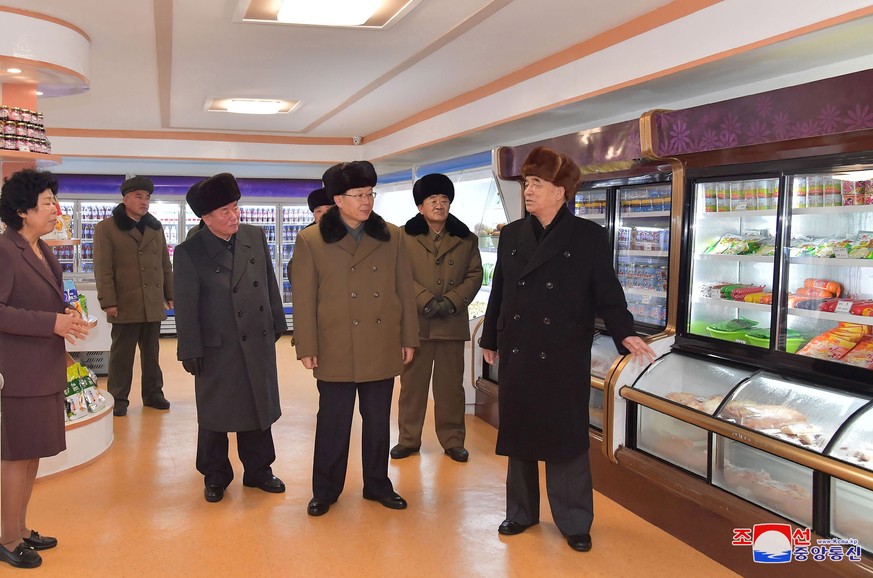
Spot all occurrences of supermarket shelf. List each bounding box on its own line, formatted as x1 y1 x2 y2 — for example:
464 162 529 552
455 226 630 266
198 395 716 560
790 257 873 268
44 238 81 246
0 150 61 166
576 214 606 220
787 307 873 325
625 287 667 298
697 209 778 219
618 250 668 258
791 205 873 215
619 210 671 219
692 296 771 311
695 254 773 263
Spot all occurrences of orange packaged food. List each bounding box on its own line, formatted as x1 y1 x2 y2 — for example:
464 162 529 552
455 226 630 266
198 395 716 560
803 278 842 297
796 287 835 299
797 333 857 360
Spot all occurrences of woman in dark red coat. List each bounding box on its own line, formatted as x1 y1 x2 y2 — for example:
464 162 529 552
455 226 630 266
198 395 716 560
480 148 655 553
0 169 90 569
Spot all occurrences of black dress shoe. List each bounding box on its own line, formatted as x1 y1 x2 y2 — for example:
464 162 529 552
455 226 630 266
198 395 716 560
204 485 224 503
243 475 286 493
23 530 57 551
143 396 170 410
389 444 419 459
307 498 331 517
567 533 592 552
0 543 41 569
444 446 469 462
498 519 537 536
363 491 408 510
113 404 127 417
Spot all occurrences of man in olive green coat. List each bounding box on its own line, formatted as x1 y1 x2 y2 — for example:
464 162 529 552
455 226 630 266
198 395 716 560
391 174 482 463
94 176 173 416
292 161 419 517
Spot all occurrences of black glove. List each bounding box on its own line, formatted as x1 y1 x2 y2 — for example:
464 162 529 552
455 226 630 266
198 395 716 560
182 358 202 376
422 297 441 319
435 297 456 318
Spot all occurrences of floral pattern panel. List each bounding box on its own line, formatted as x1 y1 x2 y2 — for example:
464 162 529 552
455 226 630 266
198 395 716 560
655 68 873 156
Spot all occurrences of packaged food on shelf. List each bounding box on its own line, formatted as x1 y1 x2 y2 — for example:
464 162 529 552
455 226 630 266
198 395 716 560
796 323 870 361
842 336 873 369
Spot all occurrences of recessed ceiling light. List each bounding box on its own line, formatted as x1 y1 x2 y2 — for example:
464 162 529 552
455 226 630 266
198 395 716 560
207 98 299 115
6 68 22 74
35 91 44 96
277 0 380 26
240 0 422 29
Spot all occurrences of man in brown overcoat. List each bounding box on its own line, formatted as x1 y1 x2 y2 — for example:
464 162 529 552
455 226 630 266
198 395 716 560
391 174 482 463
292 160 419 517
94 176 173 416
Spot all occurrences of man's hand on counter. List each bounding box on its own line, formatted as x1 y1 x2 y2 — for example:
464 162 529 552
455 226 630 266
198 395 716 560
622 336 656 366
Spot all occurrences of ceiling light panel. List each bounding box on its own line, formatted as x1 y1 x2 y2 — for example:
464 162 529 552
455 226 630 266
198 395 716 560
239 0 423 29
208 98 299 115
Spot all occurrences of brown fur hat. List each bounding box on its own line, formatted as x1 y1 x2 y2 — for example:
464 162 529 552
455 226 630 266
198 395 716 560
521 146 581 200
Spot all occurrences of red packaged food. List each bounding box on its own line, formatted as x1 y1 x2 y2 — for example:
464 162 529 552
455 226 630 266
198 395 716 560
850 301 873 316
730 285 765 300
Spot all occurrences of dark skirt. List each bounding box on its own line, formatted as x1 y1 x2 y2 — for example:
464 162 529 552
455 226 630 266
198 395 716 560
1 393 66 461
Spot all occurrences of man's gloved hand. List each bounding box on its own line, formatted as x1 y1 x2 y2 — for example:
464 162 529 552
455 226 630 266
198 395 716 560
435 297 456 318
182 358 203 376
422 297 441 319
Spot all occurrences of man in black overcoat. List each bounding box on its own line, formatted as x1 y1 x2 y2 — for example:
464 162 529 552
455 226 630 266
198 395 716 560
173 173 287 503
480 147 655 552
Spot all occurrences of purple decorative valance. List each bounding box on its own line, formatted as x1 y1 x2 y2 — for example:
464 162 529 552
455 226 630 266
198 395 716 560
498 119 643 178
654 68 873 156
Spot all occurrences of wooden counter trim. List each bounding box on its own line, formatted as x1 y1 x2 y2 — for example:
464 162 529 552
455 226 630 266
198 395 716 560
592 444 873 577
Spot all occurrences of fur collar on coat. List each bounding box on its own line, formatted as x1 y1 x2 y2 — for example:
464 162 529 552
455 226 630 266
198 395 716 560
319 205 390 243
111 203 161 231
403 212 472 238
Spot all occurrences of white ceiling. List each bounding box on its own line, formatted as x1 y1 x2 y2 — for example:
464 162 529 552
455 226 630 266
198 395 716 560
10 1 873 179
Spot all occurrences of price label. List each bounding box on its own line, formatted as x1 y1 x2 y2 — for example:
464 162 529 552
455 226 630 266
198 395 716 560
642 242 654 252
834 246 849 259
835 300 853 313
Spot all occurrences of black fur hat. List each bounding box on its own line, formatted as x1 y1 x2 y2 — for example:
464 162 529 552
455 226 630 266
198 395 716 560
412 173 454 206
307 188 332 212
187 173 241 217
120 176 154 196
323 161 377 199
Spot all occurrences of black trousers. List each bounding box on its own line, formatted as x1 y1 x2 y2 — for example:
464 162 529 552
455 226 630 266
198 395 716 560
107 321 164 407
312 378 394 502
196 426 276 488
506 450 594 536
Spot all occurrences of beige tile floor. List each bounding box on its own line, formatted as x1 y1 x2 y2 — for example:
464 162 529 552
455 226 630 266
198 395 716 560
27 336 739 577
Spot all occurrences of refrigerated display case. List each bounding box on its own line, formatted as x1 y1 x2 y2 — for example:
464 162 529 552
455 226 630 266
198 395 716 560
279 205 314 304
49 200 78 273
605 71 873 568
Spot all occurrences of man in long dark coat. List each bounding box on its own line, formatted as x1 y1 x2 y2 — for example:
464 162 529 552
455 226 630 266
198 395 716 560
480 147 655 552
173 172 287 503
